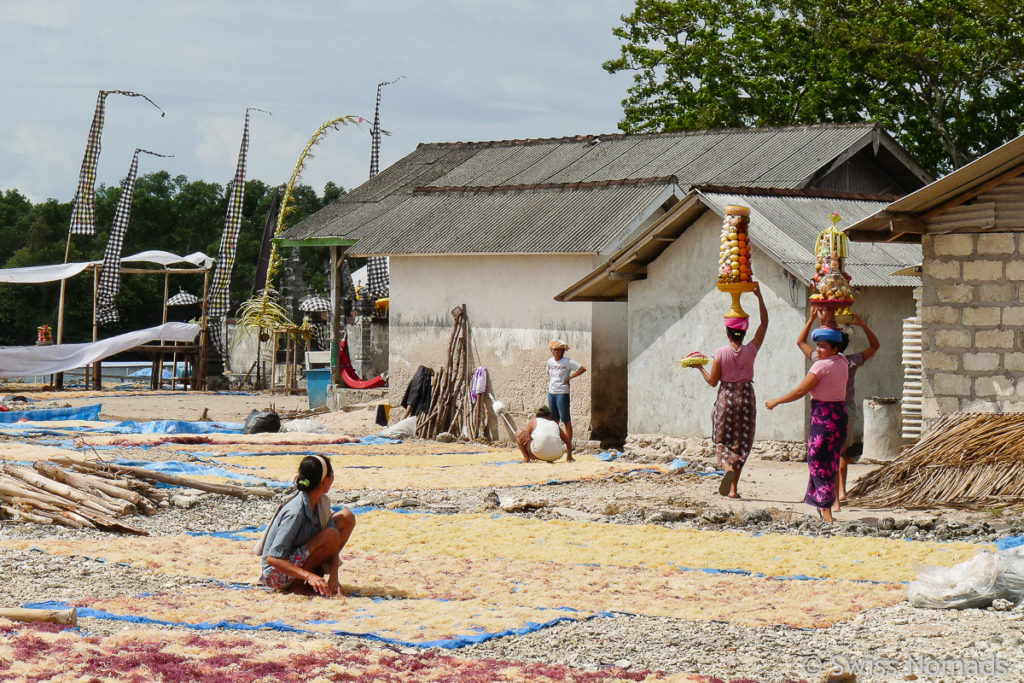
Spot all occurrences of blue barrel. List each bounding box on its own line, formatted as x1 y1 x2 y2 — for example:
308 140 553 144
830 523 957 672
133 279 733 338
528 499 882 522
305 368 332 410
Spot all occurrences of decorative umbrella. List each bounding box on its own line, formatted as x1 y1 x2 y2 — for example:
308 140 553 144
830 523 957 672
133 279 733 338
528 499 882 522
166 289 200 306
299 294 331 312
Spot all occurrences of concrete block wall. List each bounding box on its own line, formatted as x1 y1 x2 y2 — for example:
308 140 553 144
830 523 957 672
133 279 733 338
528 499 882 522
920 232 1024 419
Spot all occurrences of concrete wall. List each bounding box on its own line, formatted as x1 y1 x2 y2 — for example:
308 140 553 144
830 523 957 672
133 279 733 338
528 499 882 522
627 210 916 442
920 232 1024 420
347 318 389 378
387 253 604 436
841 286 917 441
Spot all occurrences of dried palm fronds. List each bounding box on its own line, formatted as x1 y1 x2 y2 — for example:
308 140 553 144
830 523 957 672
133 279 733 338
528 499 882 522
848 412 1024 510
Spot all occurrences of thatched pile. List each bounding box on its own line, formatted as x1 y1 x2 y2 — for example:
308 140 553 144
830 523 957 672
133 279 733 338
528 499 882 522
849 412 1024 510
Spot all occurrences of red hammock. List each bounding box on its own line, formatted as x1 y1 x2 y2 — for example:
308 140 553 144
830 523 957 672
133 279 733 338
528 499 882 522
337 340 387 389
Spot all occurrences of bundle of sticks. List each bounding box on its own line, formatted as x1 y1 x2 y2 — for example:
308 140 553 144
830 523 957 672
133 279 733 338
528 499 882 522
0 457 273 534
416 305 489 441
848 412 1024 510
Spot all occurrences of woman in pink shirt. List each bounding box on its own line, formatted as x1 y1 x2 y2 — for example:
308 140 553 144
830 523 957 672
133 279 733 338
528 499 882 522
695 284 768 498
765 327 849 523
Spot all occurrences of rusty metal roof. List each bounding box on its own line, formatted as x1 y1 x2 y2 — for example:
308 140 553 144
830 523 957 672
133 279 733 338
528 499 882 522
279 123 927 252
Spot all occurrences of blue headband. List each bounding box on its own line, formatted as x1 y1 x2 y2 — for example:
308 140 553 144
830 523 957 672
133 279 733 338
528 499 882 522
811 327 843 343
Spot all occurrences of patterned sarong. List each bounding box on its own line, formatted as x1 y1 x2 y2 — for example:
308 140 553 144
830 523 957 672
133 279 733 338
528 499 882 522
711 381 756 468
805 399 848 509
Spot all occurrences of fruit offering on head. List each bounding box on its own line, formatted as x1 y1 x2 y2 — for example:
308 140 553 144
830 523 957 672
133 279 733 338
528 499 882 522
718 206 753 284
810 212 855 303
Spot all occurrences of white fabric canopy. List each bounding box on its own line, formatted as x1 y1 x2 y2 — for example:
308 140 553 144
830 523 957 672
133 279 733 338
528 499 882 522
0 251 212 284
0 322 200 377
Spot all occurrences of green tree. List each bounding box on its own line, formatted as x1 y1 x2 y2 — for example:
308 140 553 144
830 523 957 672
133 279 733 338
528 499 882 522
604 0 1024 174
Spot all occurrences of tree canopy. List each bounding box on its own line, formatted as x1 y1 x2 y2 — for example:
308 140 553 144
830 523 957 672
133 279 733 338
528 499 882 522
0 175 345 346
604 0 1024 174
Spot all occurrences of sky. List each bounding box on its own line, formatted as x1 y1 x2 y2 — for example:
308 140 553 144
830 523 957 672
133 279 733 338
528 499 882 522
0 0 637 203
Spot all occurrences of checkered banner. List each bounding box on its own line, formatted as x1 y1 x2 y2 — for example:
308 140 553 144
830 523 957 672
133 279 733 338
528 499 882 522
97 148 172 325
366 256 389 298
208 107 271 320
70 90 164 236
369 76 403 178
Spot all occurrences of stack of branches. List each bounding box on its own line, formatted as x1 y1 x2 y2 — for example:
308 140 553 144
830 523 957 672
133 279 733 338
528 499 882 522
0 457 273 534
416 305 487 440
848 412 1024 510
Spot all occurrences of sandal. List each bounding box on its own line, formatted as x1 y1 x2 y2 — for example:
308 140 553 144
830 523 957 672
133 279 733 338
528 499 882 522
718 469 736 497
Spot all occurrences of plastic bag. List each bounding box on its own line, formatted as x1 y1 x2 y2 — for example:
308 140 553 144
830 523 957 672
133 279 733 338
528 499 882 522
281 418 330 434
908 548 1024 609
242 409 280 434
378 415 417 439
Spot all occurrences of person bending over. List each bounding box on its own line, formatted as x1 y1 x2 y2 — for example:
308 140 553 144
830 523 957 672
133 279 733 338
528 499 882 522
516 405 574 463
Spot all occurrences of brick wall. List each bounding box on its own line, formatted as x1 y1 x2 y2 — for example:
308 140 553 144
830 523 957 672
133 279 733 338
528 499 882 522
920 232 1024 419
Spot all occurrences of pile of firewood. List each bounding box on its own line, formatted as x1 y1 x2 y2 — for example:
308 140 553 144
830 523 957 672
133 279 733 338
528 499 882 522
0 458 273 534
416 305 490 440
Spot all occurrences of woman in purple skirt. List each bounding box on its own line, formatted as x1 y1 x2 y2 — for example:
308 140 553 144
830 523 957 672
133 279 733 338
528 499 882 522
765 327 848 523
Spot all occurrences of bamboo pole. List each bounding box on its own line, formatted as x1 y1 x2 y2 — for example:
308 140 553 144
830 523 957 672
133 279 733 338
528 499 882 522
0 607 77 626
72 461 274 499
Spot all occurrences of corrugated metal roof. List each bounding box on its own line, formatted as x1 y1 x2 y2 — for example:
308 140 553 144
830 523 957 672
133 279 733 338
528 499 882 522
280 123 926 250
349 180 679 255
698 192 922 286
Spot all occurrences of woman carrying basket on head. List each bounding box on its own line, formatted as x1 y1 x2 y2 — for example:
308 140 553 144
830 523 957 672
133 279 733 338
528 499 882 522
766 326 849 524
694 283 768 498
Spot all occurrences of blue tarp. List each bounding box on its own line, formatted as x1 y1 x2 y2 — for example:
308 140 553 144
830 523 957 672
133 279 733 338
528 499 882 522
996 535 1024 551
97 420 243 434
22 600 604 650
0 403 102 423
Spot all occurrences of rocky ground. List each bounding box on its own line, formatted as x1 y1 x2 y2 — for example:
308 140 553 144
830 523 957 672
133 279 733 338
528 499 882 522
1 389 1023 681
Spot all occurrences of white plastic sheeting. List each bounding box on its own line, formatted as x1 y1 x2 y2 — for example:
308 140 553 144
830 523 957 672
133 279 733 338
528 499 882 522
0 251 212 284
0 322 200 377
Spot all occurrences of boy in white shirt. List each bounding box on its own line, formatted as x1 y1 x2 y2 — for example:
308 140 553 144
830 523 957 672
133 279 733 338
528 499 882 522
546 340 587 446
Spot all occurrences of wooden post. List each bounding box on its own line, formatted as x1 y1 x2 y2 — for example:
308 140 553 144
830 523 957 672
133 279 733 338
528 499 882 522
157 272 169 388
197 268 211 391
54 234 73 390
330 246 342 387
91 264 101 390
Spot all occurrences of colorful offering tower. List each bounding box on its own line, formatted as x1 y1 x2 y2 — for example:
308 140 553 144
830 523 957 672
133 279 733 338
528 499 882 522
716 205 756 318
810 213 855 328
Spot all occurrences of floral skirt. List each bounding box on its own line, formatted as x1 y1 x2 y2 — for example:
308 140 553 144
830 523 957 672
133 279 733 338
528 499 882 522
805 400 848 509
711 381 756 468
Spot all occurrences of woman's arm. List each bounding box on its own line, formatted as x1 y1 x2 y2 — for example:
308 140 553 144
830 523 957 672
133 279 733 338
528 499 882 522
855 314 881 361
750 284 769 350
765 371 819 410
796 310 816 359
266 555 329 594
697 358 722 387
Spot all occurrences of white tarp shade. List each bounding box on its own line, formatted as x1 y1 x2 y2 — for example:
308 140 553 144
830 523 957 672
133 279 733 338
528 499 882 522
0 251 212 284
0 322 200 377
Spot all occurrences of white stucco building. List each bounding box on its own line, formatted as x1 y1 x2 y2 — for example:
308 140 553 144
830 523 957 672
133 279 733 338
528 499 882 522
280 123 930 445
